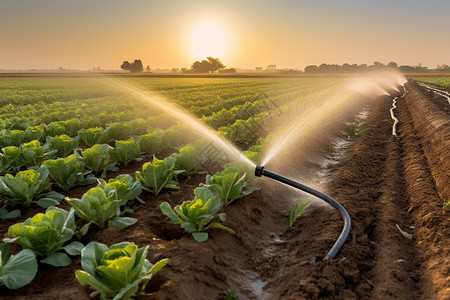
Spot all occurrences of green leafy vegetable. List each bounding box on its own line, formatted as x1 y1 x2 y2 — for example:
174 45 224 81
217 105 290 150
66 187 137 234
135 156 183 196
0 243 38 289
111 137 143 166
78 127 107 147
97 174 142 206
289 200 310 227
139 129 165 156
160 186 234 242
43 154 96 191
202 167 260 206
0 166 63 208
4 206 82 267
1 146 22 173
46 134 80 158
78 144 118 177
172 145 206 177
20 140 57 168
75 241 168 300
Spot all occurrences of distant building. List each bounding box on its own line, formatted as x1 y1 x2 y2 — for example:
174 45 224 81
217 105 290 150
255 67 263 72
266 65 277 71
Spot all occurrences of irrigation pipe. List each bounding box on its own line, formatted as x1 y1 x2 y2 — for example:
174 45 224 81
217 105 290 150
390 96 399 136
417 82 450 104
390 88 408 136
255 165 351 261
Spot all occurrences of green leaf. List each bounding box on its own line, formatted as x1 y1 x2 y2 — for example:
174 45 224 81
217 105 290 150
63 241 84 256
192 232 208 242
160 202 182 224
1 247 38 289
110 217 138 229
76 270 115 297
79 222 92 236
0 208 21 219
40 252 72 267
206 222 235 234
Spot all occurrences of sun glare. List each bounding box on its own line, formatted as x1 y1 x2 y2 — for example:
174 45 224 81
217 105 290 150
190 20 227 60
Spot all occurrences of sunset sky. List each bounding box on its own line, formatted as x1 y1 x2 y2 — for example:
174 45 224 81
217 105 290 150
1 0 449 70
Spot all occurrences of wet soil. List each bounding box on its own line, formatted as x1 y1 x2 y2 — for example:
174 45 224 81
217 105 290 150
1 81 449 299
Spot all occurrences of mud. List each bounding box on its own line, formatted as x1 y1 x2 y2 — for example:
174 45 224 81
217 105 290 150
1 81 448 300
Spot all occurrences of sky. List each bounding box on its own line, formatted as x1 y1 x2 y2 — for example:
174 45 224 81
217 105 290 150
1 0 449 70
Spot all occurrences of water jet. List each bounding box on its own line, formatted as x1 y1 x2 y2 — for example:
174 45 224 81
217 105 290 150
255 165 351 260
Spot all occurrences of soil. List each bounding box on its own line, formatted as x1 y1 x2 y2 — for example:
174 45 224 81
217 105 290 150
1 81 448 300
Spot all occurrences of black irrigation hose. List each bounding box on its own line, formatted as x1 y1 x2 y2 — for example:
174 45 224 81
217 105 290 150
255 165 351 261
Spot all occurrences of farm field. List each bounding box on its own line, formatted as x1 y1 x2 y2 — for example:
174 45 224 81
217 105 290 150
0 74 449 300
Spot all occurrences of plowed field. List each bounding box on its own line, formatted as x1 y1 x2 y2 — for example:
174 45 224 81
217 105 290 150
1 81 448 300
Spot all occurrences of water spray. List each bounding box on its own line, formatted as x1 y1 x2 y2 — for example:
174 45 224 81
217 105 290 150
255 165 351 261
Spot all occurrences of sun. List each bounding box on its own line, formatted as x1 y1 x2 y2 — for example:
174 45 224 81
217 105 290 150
190 20 227 60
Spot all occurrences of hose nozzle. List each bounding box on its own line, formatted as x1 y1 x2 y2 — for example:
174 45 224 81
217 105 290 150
255 165 264 177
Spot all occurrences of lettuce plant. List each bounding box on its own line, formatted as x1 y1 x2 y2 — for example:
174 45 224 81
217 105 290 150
105 122 133 141
139 129 165 156
111 137 143 166
43 154 96 191
44 122 66 138
78 144 118 177
289 200 310 227
66 187 138 235
1 146 22 173
4 206 83 267
97 174 143 206
160 187 234 242
172 145 206 177
78 127 107 147
20 140 57 168
24 125 45 143
46 134 80 158
0 243 38 289
0 166 64 208
75 241 168 299
202 167 260 206
135 156 183 196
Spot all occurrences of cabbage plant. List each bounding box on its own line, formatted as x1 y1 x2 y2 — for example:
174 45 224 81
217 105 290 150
160 187 234 242
172 145 206 177
66 187 138 235
20 140 57 168
78 127 107 147
135 156 183 196
139 129 165 156
46 134 80 158
1 146 21 173
0 243 38 289
75 241 168 300
202 167 260 206
43 154 96 191
97 174 143 206
78 144 118 177
0 166 64 208
4 206 83 267
111 137 143 166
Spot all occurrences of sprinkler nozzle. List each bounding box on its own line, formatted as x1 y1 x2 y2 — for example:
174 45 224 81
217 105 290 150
255 165 264 177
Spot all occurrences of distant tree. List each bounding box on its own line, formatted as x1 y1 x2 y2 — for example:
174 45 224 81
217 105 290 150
120 59 144 72
191 57 226 73
207 57 225 72
218 68 237 73
387 61 398 69
146 65 151 72
304 65 319 73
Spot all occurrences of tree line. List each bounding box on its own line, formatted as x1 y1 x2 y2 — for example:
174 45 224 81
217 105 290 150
120 59 450 74
120 57 235 73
